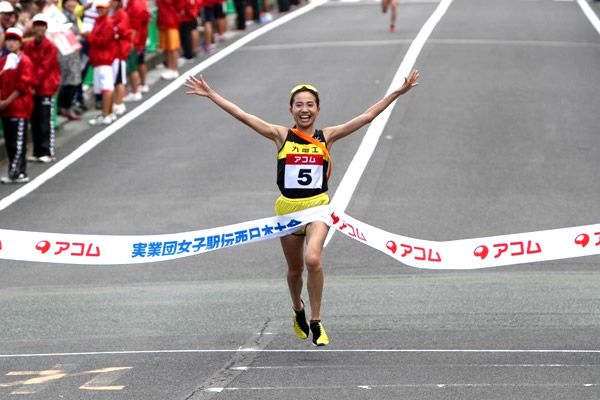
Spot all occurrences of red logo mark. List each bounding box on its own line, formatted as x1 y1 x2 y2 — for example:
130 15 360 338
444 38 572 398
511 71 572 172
575 232 600 248
36 240 51 254
474 245 489 260
330 212 340 225
575 234 590 247
386 241 397 254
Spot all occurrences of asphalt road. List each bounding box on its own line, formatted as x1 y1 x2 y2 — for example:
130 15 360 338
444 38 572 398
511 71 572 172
1 0 600 399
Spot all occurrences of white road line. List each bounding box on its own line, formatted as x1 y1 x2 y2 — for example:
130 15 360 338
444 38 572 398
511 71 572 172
241 38 600 52
233 363 592 369
576 0 600 35
325 0 453 246
242 39 413 50
0 0 327 213
220 383 600 391
2 348 600 358
428 37 600 48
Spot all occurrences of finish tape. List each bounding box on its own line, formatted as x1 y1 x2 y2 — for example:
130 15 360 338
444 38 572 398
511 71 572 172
0 206 599 269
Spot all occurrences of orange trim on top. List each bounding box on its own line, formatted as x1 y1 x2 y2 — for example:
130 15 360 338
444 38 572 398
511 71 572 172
290 128 332 181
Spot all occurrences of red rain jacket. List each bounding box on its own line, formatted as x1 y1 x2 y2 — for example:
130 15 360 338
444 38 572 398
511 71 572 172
23 37 61 96
0 52 34 119
88 14 118 66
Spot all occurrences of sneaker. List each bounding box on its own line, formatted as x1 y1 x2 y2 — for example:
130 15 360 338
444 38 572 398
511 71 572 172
139 84 150 93
177 57 189 67
389 24 396 33
292 300 310 340
27 155 54 163
72 103 87 114
58 108 81 120
201 44 215 54
161 70 179 80
260 12 273 23
1 173 30 184
309 320 329 347
113 103 127 115
110 113 118 122
37 155 54 163
88 115 113 126
123 92 142 102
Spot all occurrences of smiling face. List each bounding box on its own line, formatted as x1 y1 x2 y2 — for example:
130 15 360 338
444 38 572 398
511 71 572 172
289 90 320 131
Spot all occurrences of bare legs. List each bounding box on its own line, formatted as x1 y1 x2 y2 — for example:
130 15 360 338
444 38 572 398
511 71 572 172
381 0 398 31
280 221 329 321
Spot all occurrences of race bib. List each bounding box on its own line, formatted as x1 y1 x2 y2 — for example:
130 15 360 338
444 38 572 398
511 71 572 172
284 154 324 189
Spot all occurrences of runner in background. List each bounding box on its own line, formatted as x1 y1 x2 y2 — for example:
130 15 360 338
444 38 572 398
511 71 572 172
184 70 419 346
381 0 398 32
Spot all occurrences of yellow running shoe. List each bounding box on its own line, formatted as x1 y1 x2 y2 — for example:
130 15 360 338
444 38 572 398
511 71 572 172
293 301 310 340
309 320 329 346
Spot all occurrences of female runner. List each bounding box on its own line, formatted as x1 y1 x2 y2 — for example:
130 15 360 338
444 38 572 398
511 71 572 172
184 70 419 345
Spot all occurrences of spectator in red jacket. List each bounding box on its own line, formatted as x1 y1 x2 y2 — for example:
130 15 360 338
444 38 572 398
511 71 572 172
110 0 132 116
124 0 150 100
157 0 183 80
85 0 118 126
23 13 61 164
179 0 200 60
0 28 34 184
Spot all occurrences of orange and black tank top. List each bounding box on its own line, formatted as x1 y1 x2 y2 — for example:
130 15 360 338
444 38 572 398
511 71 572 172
277 129 329 198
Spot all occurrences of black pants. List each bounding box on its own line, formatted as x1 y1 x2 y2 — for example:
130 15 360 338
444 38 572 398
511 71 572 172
31 95 55 158
57 84 77 110
2 117 28 179
233 0 247 29
179 20 198 59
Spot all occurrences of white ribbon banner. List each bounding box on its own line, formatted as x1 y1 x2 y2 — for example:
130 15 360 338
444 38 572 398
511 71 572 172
1 206 599 269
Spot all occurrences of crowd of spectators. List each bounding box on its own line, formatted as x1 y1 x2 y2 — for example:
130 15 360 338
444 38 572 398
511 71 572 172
0 0 285 184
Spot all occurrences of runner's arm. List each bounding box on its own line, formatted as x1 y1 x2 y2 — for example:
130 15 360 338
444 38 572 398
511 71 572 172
184 74 287 146
323 69 419 146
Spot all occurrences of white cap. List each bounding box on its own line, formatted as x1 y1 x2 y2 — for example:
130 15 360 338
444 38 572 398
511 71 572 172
31 13 49 25
0 1 14 13
4 27 23 40
93 0 110 8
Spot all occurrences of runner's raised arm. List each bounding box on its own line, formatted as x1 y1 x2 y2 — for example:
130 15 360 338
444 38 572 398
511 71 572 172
184 74 287 147
323 69 419 146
